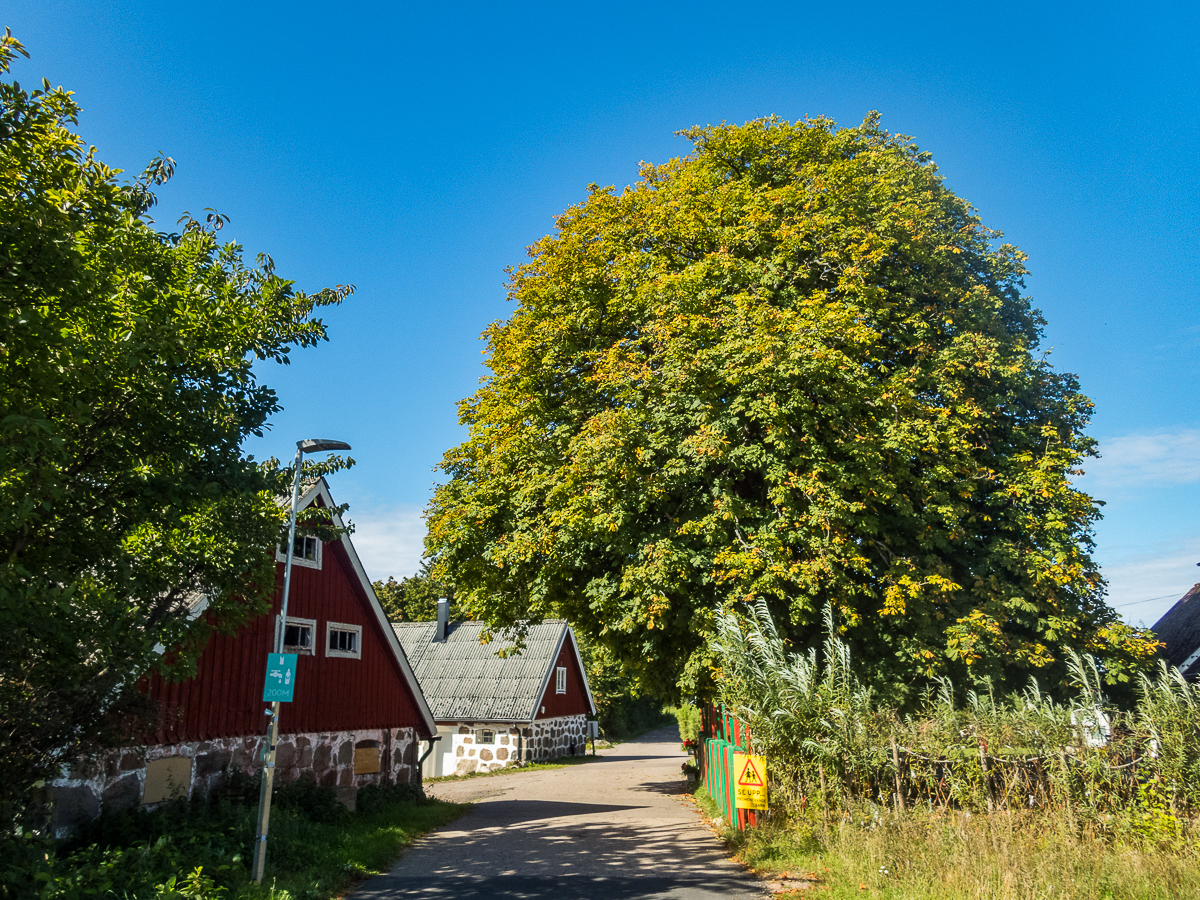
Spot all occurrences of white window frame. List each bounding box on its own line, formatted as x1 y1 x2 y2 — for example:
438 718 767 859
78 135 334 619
555 666 567 694
325 621 362 659
282 616 317 655
276 534 322 570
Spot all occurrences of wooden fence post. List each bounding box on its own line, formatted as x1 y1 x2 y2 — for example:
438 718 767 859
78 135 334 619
819 763 830 827
891 736 905 815
979 741 994 814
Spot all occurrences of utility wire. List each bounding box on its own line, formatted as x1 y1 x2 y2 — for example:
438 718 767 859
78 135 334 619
1114 592 1184 609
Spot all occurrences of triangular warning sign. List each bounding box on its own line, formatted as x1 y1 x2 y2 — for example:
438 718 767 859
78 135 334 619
737 757 764 787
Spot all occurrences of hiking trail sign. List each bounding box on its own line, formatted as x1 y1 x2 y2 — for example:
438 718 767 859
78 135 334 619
734 752 768 810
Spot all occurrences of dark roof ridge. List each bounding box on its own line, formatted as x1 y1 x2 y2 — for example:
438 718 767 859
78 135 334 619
1151 582 1200 676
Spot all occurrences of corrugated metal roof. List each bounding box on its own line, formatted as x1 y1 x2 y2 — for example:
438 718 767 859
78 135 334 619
1152 583 1200 678
392 620 568 722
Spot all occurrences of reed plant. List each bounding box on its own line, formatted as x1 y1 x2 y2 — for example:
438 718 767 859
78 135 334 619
711 600 1200 827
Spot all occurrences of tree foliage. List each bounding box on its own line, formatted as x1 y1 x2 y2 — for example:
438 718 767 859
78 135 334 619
425 114 1158 703
373 562 459 622
0 32 352 814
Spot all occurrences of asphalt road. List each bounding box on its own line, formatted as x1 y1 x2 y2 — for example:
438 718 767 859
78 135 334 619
353 725 765 900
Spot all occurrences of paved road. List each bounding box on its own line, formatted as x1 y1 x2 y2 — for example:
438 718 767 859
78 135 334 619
353 725 765 900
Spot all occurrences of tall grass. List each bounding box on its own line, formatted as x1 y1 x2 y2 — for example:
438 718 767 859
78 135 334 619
711 599 1200 824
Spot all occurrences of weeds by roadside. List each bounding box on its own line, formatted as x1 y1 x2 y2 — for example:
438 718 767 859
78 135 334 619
691 786 1200 899
1 777 468 900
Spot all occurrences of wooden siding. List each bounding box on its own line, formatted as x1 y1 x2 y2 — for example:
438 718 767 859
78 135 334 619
147 528 427 743
535 632 591 719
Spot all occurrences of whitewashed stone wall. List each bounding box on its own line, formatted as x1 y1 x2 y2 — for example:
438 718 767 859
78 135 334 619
445 724 521 775
441 715 588 776
48 726 419 837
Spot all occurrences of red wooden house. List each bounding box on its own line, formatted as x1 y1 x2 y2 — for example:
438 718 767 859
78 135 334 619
50 478 435 833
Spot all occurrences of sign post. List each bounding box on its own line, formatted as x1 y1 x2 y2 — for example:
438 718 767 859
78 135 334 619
734 752 768 811
251 438 350 884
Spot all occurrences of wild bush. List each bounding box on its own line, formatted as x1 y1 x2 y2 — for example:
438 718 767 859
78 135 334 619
711 599 1200 823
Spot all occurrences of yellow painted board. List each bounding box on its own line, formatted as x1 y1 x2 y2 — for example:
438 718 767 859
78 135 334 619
734 752 768 810
354 747 381 775
143 756 192 804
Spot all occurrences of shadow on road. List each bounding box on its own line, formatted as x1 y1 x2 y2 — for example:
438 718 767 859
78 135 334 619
355 812 753 899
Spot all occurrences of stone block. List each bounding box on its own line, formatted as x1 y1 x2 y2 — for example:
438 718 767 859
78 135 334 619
275 741 296 772
119 751 144 772
479 749 493 761
455 759 479 776
195 750 231 778
496 747 508 761
335 786 357 811
456 745 465 757
50 786 100 836
314 743 332 773
337 741 353 766
102 774 141 811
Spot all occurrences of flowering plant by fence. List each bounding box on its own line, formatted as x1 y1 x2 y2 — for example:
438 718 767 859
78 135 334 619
711 599 1200 823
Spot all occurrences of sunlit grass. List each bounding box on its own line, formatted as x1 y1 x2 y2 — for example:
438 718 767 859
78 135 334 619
693 787 1200 900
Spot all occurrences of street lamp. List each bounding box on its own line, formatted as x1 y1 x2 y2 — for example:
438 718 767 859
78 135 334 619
252 438 351 884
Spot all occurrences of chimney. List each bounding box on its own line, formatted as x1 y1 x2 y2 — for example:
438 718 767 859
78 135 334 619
435 597 449 642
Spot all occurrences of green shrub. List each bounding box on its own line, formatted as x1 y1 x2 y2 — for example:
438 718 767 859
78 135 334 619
0 775 464 900
710 599 1200 820
669 703 703 744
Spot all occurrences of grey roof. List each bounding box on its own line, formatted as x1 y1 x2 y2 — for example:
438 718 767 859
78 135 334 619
392 620 572 722
1152 583 1200 678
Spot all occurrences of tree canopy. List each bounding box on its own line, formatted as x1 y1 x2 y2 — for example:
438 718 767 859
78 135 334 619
374 562 459 622
0 32 352 812
425 114 1158 703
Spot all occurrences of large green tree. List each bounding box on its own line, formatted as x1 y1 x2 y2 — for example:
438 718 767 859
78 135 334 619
373 561 460 622
0 32 352 814
426 114 1158 703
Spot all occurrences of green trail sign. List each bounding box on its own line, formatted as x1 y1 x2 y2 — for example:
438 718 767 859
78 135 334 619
262 653 298 703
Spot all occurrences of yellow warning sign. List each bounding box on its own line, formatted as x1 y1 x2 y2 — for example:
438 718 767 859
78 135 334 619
734 753 768 810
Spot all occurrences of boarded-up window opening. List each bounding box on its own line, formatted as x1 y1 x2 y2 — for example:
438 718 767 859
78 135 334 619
143 757 192 804
354 747 381 774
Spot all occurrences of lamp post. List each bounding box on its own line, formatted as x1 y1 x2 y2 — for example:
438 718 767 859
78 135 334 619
252 438 351 884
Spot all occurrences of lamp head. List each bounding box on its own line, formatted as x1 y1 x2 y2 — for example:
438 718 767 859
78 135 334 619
298 439 352 454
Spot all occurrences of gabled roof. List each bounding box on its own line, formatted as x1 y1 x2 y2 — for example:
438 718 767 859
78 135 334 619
297 478 438 738
392 619 594 722
1151 583 1200 678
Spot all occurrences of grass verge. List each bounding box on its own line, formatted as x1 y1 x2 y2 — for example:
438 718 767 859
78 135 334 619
2 778 468 900
691 787 1200 900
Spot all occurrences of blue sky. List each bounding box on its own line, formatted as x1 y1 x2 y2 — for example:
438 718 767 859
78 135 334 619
10 2 1199 624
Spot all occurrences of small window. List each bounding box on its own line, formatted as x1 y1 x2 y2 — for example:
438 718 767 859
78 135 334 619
283 616 316 655
326 622 362 659
555 666 567 694
475 729 495 745
277 534 321 569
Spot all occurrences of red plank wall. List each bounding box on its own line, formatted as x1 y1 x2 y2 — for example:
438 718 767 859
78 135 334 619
535 631 592 719
147 529 427 743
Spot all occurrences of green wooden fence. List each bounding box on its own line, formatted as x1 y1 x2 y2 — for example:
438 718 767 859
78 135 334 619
698 703 762 830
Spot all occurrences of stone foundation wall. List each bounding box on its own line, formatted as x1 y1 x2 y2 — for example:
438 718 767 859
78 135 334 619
48 726 419 837
441 715 588 776
530 714 587 761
